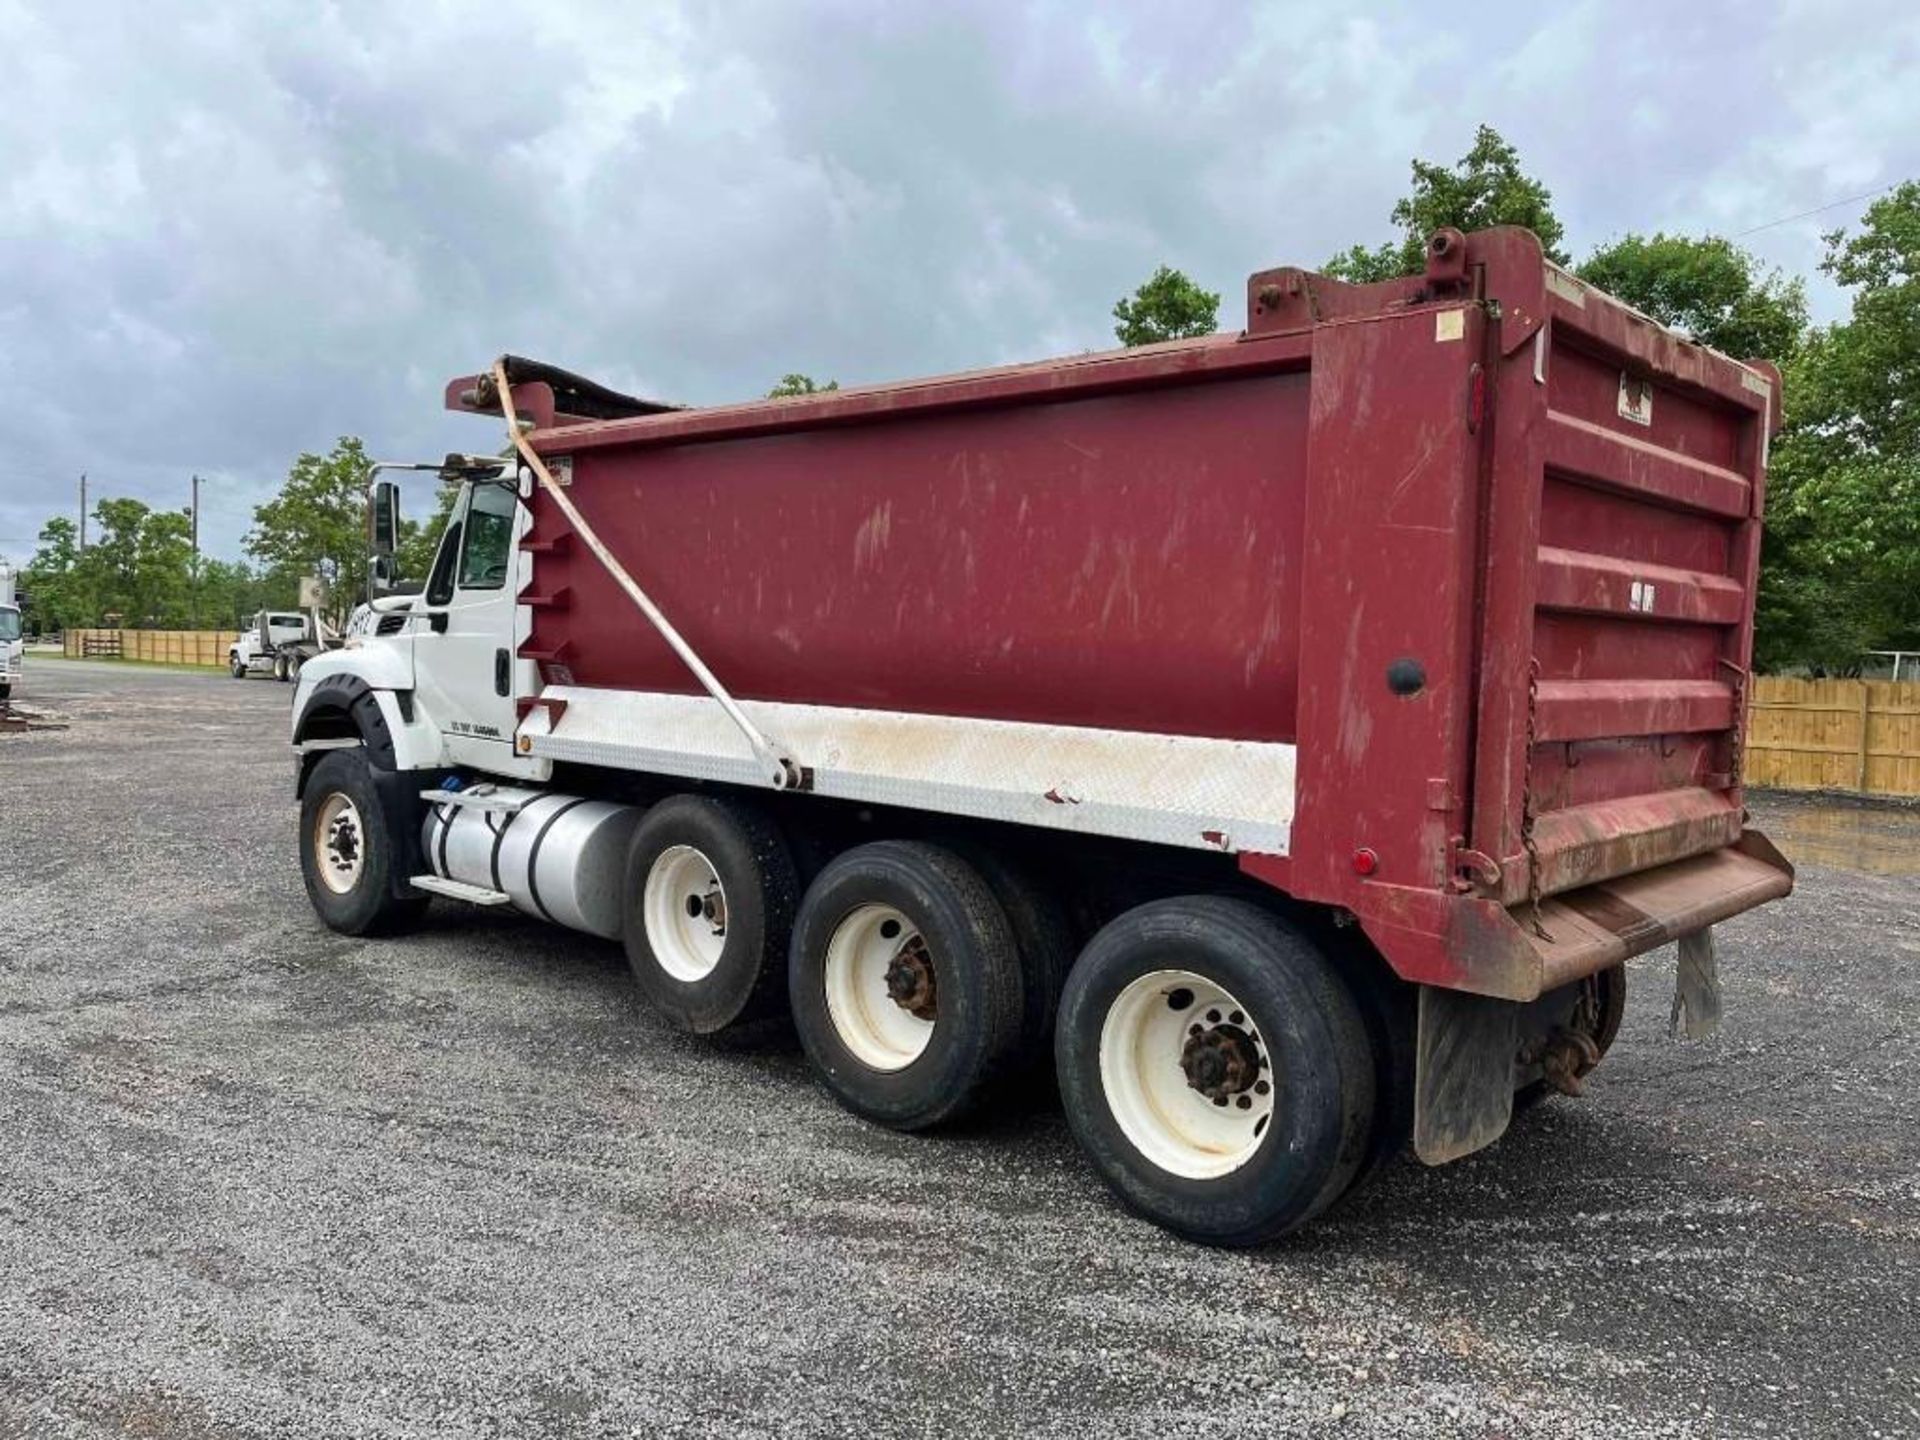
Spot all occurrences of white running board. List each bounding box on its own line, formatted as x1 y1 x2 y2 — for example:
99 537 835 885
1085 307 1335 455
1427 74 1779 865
516 688 1294 856
411 875 514 905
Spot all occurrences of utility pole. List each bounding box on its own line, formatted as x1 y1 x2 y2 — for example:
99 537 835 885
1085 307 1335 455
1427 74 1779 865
188 474 202 629
78 473 87 553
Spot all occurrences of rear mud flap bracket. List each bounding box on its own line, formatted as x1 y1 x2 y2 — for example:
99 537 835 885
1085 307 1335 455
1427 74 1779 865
1413 986 1517 1165
1670 925 1722 1040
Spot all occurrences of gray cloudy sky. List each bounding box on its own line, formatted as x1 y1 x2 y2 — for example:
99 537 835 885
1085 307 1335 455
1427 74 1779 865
2 0 1916 563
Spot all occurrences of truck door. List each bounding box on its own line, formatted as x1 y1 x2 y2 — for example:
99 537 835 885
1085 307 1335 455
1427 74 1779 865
413 480 522 769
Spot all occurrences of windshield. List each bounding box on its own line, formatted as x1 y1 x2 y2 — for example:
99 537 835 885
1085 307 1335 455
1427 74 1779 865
0 608 19 642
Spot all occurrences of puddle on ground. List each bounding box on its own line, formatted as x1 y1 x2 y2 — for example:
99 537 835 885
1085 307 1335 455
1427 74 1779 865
1759 800 1920 877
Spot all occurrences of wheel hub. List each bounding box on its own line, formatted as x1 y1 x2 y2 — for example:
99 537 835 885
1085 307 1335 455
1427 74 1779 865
883 936 938 1021
1180 1023 1261 1103
686 886 727 936
644 846 730 984
326 813 361 870
313 792 366 896
1538 1028 1602 1097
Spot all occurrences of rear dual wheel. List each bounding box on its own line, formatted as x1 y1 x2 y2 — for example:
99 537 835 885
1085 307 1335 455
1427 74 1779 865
621 795 797 1036
790 841 1028 1131
1055 897 1377 1246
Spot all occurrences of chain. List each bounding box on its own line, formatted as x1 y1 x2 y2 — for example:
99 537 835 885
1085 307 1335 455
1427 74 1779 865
1521 657 1547 938
1718 656 1747 792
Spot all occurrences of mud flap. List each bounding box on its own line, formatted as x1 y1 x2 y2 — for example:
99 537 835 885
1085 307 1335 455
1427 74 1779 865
1670 925 1722 1040
1413 986 1517 1165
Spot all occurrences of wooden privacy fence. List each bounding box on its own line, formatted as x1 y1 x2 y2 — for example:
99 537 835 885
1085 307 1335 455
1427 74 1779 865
63 629 241 668
1746 677 1920 799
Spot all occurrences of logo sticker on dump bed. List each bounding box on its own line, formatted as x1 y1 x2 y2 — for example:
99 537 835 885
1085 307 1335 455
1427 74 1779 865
1617 373 1654 426
1434 310 1465 343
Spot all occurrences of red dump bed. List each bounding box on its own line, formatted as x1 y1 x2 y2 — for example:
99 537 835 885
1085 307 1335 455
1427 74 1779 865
458 226 1791 1001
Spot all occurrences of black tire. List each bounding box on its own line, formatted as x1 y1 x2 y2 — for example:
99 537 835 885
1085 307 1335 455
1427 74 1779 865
230 654 246 679
1317 924 1417 1191
789 840 1026 1131
298 748 429 936
1055 897 1376 1247
622 794 799 1036
946 839 1075 1071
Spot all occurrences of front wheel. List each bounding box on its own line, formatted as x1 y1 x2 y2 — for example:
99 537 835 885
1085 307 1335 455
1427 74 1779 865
1055 897 1376 1246
230 654 246 679
299 748 427 935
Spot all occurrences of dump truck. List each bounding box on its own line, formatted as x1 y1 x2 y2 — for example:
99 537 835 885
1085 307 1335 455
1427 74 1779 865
289 227 1792 1244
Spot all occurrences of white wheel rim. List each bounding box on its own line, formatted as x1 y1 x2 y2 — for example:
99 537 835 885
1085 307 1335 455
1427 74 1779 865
1098 969 1275 1180
314 792 366 896
823 904 936 1071
643 845 729 983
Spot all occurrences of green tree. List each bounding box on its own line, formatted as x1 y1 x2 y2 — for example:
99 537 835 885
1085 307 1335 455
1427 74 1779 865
1112 266 1221 346
132 508 193 625
22 516 84 630
1325 125 1569 282
198 558 270 629
1577 233 1808 360
397 480 461 582
86 497 152 622
246 437 374 623
768 374 839 397
1755 183 1920 668
39 498 198 627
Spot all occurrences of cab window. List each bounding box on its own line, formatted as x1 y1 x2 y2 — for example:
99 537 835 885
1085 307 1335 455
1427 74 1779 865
458 483 516 590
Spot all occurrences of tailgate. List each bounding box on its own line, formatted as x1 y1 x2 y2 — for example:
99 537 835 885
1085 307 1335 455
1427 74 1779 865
1467 264 1791 971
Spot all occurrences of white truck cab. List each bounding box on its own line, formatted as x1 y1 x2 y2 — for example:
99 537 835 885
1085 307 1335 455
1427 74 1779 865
0 604 21 701
230 611 313 679
292 466 543 778
0 559 21 701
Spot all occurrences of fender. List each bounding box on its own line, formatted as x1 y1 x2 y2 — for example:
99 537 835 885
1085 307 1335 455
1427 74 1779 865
293 673 443 789
299 641 411 694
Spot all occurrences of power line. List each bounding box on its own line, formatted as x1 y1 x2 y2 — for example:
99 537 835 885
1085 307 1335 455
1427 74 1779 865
1730 180 1908 239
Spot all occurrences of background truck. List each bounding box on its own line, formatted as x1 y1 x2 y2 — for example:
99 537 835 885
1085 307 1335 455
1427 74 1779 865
289 227 1792 1245
230 608 337 682
0 558 21 701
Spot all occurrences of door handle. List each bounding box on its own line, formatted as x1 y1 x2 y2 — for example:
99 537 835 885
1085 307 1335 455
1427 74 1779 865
427 612 448 634
494 647 510 697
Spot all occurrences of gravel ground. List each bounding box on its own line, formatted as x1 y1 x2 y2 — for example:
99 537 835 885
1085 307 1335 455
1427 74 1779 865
2 660 1916 1439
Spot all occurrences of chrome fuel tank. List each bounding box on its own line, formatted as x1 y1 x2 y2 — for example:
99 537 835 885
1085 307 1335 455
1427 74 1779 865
423 787 641 939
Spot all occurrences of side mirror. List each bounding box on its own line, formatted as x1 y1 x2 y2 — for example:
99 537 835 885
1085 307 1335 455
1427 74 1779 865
370 554 398 592
371 480 401 557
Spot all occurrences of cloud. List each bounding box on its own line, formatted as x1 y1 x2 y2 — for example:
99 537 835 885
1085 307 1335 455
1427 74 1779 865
1 0 1915 565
